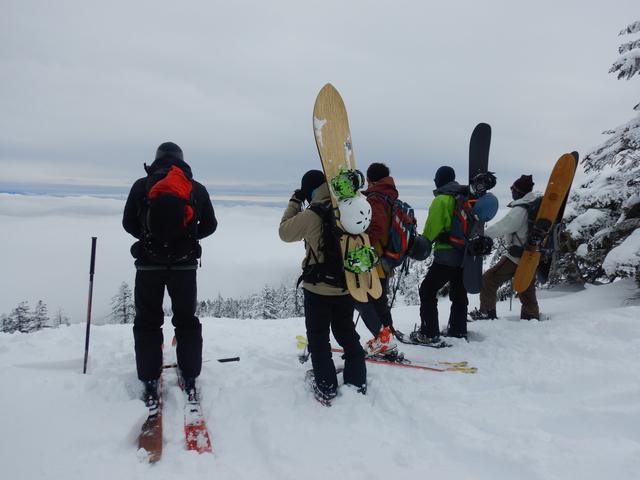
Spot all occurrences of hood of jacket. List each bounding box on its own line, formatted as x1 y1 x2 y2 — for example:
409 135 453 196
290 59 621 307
145 156 194 180
508 191 538 208
362 176 399 200
433 181 468 197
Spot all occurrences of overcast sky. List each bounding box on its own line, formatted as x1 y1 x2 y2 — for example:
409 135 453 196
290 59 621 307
1 0 638 206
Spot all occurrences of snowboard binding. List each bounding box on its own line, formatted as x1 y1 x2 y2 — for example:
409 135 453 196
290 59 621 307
345 245 379 274
467 235 493 256
330 168 365 199
469 171 497 197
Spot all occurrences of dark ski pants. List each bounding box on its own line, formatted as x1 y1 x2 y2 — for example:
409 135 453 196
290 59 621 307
354 276 394 338
419 262 468 338
133 268 202 382
479 256 539 320
304 289 366 395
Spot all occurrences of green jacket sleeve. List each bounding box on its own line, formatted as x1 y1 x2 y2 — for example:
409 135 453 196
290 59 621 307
422 195 454 244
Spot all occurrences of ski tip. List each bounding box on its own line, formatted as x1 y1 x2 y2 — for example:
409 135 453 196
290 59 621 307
137 447 161 463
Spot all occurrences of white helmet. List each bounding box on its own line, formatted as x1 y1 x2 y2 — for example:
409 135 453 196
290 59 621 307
338 196 371 235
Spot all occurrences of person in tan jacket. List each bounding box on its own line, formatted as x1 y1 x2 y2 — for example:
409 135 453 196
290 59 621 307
279 170 367 404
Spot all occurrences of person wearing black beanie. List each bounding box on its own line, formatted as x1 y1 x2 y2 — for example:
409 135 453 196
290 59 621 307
298 169 326 203
279 169 367 404
155 142 184 161
396 165 471 344
434 166 456 189
123 142 218 416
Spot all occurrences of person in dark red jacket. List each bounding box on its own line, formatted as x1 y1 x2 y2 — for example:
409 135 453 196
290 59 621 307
122 142 217 411
355 163 398 356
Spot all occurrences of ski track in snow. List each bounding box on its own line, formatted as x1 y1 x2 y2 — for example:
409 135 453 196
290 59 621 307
1 280 640 479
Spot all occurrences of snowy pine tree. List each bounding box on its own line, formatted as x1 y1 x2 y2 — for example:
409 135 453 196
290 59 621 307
210 294 223 318
0 301 48 334
53 308 71 328
29 300 49 332
252 284 278 319
109 282 135 324
563 21 640 286
395 260 430 306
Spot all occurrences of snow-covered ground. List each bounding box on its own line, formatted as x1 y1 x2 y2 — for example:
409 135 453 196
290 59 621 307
2 193 640 479
1 278 640 480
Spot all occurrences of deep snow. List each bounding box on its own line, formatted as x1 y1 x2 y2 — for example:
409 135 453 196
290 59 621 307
2 193 640 479
1 279 640 480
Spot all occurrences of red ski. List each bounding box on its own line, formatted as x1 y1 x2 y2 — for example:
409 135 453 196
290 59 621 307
331 347 476 373
171 336 213 454
184 402 212 453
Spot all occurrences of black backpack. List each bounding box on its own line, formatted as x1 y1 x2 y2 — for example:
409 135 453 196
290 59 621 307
508 196 543 257
298 201 347 290
140 166 200 264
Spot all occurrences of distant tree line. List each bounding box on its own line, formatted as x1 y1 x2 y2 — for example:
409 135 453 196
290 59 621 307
106 262 433 323
0 301 70 334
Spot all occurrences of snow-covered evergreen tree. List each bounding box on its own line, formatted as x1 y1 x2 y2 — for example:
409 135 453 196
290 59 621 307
53 308 71 328
212 294 224 318
252 284 278 319
0 301 49 334
109 282 135 324
564 21 640 286
9 302 30 333
29 300 49 332
395 259 430 306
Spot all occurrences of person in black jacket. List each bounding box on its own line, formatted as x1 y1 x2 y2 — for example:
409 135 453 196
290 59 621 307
123 142 217 409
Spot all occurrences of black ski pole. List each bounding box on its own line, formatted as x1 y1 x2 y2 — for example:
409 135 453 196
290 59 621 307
509 279 514 312
83 237 97 374
390 258 410 308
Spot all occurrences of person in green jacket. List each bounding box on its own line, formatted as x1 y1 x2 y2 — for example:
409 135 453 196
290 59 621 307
412 166 469 343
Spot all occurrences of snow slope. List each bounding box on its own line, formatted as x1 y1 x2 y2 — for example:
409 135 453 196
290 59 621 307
1 279 639 480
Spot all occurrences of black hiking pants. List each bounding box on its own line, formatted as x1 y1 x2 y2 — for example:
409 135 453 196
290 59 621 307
304 289 366 396
133 268 202 382
355 276 394 338
419 262 468 338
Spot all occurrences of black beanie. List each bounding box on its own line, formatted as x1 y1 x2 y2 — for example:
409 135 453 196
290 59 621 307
300 170 326 203
155 142 184 161
434 166 456 188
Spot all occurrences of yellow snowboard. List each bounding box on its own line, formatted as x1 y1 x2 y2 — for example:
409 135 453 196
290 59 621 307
312 84 382 302
513 153 577 292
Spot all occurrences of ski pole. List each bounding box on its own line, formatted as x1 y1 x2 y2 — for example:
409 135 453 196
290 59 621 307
509 279 513 312
83 237 97 374
390 258 410 308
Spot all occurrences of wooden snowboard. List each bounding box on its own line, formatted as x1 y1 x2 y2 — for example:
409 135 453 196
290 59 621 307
513 153 577 292
536 151 579 284
312 83 382 302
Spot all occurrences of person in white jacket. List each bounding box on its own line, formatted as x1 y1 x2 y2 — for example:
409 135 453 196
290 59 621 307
470 175 541 320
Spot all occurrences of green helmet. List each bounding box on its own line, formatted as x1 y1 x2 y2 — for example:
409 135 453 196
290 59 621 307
330 168 365 199
345 245 379 274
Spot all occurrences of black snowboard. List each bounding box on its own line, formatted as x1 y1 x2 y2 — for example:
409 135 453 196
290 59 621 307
462 123 492 294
